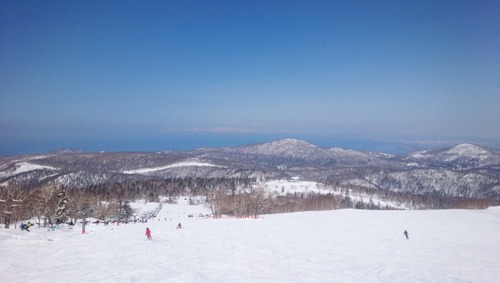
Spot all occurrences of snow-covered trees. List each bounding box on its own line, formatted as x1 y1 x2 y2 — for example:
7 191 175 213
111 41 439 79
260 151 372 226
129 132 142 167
117 201 133 222
54 190 69 224
1 174 496 229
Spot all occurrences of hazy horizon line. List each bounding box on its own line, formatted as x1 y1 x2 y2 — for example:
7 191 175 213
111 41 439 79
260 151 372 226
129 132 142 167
2 134 500 158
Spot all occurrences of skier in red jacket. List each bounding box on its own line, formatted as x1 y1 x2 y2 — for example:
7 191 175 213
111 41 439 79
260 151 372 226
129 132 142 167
145 227 152 240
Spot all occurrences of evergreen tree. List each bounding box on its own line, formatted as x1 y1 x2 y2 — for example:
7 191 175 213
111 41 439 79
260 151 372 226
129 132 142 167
54 190 69 224
117 201 133 222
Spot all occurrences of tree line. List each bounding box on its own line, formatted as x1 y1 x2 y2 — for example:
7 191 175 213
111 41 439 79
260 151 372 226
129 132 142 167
1 177 497 228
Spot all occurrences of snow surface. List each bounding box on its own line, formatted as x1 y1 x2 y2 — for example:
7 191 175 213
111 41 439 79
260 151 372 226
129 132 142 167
0 162 58 181
13 162 57 173
262 180 409 209
123 161 225 174
1 200 500 283
264 180 331 195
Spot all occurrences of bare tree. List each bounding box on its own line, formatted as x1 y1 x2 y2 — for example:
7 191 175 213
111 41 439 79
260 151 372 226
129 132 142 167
67 189 97 224
206 184 229 218
249 186 267 218
0 182 36 229
31 183 58 227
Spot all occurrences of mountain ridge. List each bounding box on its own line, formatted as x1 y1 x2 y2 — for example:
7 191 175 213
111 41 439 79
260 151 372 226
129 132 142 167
1 138 500 200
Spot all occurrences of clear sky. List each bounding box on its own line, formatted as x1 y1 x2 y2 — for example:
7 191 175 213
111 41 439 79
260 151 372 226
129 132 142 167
1 0 500 156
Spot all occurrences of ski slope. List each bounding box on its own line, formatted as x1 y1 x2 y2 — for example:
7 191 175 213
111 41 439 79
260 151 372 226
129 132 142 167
1 199 499 283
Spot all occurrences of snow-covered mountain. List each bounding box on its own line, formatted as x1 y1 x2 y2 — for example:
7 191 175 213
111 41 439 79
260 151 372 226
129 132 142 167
198 138 395 169
407 143 500 170
234 138 320 158
1 139 500 199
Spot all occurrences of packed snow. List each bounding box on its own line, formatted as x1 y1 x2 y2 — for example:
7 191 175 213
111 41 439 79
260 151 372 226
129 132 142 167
1 199 499 283
123 161 225 174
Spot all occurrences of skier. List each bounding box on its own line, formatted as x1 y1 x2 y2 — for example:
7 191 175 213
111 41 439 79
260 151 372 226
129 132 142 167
176 223 182 229
403 230 409 240
21 222 31 232
145 227 152 240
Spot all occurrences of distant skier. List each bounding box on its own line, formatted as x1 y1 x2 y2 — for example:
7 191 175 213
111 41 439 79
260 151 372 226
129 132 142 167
176 223 182 229
145 227 152 240
403 230 409 240
20 222 31 232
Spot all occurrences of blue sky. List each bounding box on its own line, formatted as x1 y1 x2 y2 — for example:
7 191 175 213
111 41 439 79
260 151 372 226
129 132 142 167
1 0 500 155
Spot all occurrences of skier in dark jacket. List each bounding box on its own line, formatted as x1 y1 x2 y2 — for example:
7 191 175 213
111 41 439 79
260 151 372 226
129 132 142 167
403 230 409 239
20 222 31 232
145 227 152 240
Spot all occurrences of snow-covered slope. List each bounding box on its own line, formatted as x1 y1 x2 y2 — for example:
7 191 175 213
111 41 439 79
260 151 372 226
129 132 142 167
123 159 225 175
1 200 499 282
0 162 58 179
264 179 331 195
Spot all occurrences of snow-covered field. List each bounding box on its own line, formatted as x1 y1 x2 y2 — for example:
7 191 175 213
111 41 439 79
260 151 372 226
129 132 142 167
264 179 331 195
122 160 225 174
1 199 499 283
0 162 57 180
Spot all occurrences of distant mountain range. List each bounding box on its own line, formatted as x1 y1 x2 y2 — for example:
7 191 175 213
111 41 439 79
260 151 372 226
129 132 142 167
1 138 500 199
